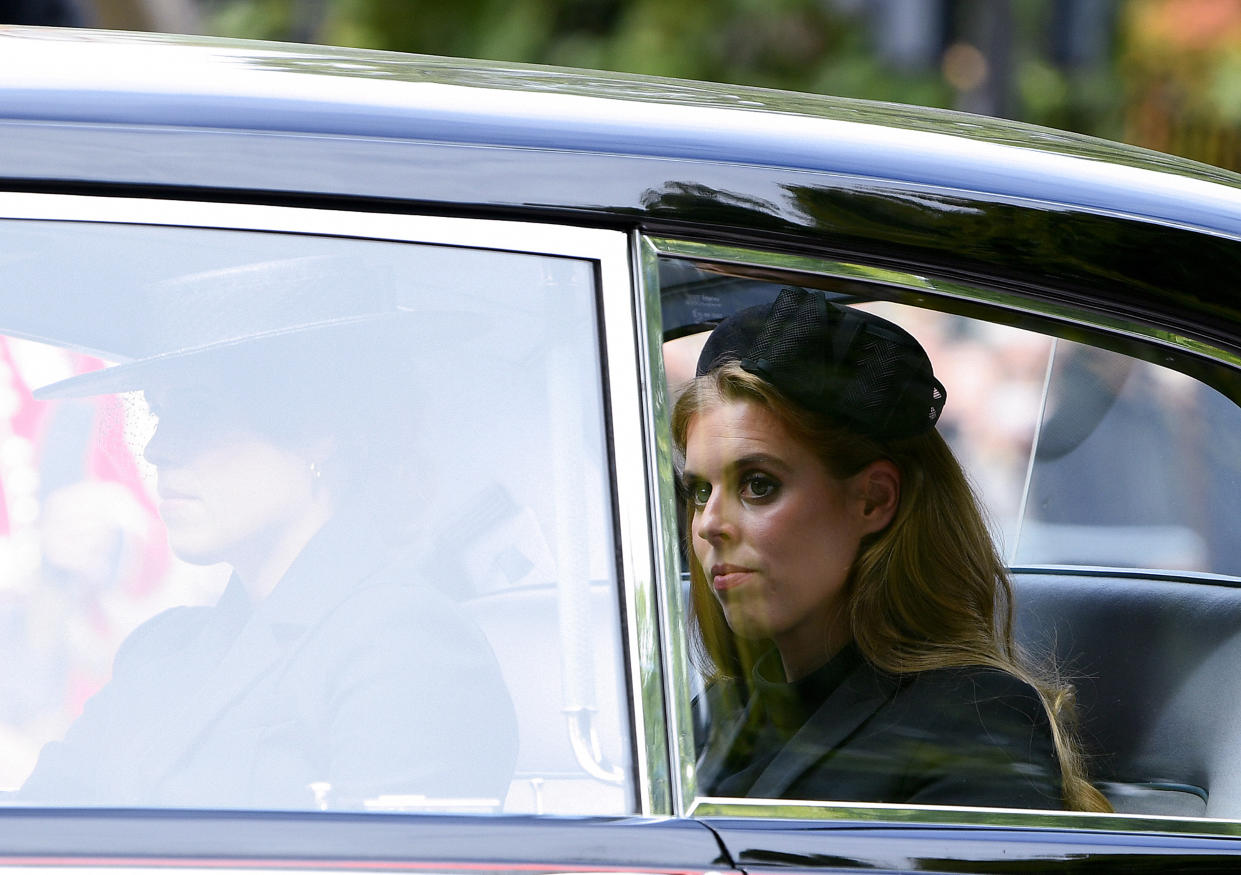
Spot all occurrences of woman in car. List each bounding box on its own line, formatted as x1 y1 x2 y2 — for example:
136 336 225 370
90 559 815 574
19 258 518 810
675 286 1107 811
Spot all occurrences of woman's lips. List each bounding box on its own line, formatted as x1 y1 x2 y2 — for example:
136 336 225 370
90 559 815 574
158 487 197 503
711 564 754 591
157 485 201 520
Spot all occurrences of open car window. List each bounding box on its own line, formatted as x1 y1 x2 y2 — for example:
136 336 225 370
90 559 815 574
656 251 1241 823
0 207 635 815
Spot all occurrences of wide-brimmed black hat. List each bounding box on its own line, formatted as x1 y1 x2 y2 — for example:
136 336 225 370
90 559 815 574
696 287 946 439
32 255 451 401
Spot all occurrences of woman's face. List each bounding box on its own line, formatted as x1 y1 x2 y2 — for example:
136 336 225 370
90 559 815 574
142 385 324 573
683 398 891 678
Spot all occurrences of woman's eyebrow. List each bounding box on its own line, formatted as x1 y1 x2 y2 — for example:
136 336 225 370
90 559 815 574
731 452 791 473
683 453 790 482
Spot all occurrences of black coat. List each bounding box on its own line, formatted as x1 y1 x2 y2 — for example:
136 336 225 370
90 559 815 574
21 509 518 810
697 645 1064 809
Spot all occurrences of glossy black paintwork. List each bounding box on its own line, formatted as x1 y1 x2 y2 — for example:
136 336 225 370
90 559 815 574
707 818 1241 874
0 809 729 870
4 28 1236 187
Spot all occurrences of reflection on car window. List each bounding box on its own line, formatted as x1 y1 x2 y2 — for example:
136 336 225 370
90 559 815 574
1019 341 1241 576
0 219 631 815
809 302 1241 579
853 300 1051 558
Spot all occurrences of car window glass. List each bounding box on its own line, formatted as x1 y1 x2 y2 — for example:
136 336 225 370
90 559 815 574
1017 340 1241 576
849 300 1051 558
0 217 632 815
814 304 1241 578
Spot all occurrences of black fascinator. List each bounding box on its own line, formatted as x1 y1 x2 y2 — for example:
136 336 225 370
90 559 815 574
695 287 946 439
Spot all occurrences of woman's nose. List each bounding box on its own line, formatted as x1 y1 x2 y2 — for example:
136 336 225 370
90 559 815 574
142 421 175 467
694 491 733 545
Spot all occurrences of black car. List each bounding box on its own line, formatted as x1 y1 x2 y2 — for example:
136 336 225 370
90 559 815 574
3 23 1241 873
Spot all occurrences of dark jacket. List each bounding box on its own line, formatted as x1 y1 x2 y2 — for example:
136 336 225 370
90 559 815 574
21 509 518 810
697 644 1063 809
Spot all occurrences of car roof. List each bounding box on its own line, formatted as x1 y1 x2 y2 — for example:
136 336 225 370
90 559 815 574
4 25 1241 234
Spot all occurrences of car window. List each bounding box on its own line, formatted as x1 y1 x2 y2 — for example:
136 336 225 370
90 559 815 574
0 208 634 815
655 252 1241 822
1018 340 1241 575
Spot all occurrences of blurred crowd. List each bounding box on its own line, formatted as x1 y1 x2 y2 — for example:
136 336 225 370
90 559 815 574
0 338 221 788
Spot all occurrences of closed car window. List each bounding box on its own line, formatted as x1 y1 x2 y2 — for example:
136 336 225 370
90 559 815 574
659 254 1241 821
0 214 633 815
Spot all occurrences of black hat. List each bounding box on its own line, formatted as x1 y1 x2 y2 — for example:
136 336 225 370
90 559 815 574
32 255 453 401
695 287 946 439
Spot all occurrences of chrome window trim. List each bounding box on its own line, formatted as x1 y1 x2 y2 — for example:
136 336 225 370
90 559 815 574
597 231 667 816
633 235 694 814
646 237 1241 370
0 192 659 815
646 233 1241 834
689 797 1241 837
1011 565 1241 587
2 193 617 260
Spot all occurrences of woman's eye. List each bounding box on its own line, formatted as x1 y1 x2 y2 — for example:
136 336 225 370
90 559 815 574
741 473 779 500
688 481 712 507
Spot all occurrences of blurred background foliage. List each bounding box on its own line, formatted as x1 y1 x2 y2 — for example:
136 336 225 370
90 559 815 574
6 0 1241 171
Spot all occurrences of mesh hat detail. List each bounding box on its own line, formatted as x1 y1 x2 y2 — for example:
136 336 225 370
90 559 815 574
695 287 946 440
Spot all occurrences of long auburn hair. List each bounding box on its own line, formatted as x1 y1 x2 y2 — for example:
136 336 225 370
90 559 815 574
672 361 1109 813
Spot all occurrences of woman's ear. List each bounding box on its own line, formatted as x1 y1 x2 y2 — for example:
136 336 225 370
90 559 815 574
855 459 900 535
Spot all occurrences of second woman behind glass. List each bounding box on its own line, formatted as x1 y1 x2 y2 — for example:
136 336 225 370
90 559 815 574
21 260 518 810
